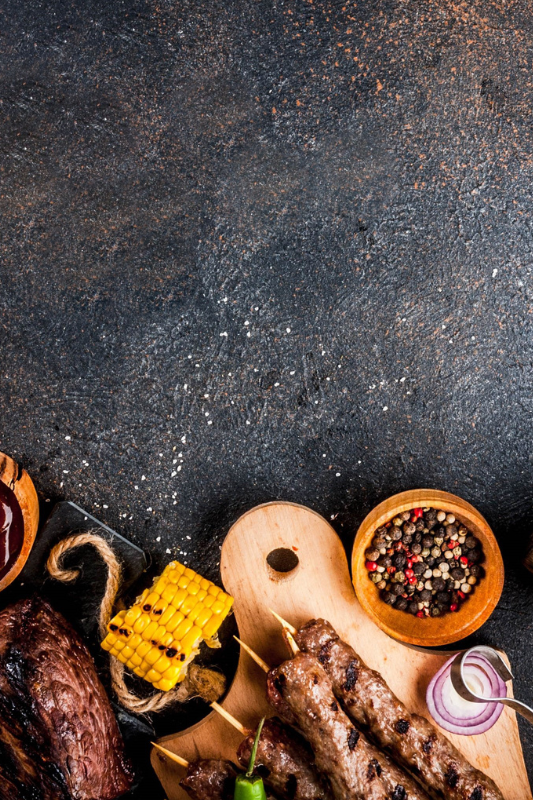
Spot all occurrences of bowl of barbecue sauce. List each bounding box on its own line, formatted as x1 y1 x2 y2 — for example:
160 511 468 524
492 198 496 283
0 452 39 592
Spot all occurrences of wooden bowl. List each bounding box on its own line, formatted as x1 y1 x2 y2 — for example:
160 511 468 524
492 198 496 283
351 489 504 647
0 451 39 591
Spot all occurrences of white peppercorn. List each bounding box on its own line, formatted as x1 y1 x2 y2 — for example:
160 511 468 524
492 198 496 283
437 511 446 522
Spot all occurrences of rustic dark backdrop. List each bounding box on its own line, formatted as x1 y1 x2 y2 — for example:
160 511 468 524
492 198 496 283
1 0 533 794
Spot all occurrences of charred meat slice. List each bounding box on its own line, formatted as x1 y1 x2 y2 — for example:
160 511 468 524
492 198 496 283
181 759 238 800
0 597 133 800
295 619 504 800
266 652 430 800
238 717 333 800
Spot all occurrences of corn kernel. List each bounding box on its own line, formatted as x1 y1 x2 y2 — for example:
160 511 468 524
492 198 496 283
181 626 202 654
203 615 224 639
153 655 172 674
155 678 175 692
146 669 162 683
124 606 143 626
171 588 188 610
174 618 194 642
133 615 150 634
145 646 162 666
166 610 185 633
162 664 183 682
159 606 176 626
195 607 213 628
181 594 198 615
141 621 159 641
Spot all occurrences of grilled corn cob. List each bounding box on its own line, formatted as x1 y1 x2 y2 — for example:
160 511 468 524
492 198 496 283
101 561 233 692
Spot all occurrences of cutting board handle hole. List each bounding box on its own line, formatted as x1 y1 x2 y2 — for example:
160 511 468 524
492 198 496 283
266 548 299 579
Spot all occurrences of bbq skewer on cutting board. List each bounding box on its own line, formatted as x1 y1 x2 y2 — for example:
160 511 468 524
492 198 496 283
152 501 531 800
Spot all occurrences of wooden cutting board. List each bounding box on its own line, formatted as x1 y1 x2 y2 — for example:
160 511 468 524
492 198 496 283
152 501 531 800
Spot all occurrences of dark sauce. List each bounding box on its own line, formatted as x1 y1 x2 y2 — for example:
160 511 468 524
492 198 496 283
0 480 24 582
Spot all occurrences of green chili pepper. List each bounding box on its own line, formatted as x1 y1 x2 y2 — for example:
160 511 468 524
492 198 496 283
234 717 267 800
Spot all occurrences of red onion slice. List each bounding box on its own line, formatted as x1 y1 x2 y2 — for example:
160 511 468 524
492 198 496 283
426 652 506 735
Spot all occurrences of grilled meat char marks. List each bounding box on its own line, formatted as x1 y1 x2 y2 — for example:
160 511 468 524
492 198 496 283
180 759 238 800
238 717 333 800
295 619 504 800
0 597 133 800
266 652 430 800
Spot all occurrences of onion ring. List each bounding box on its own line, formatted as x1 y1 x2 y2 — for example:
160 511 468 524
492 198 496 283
426 652 506 735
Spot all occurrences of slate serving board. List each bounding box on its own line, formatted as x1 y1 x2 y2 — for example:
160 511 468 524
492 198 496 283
0 501 239 799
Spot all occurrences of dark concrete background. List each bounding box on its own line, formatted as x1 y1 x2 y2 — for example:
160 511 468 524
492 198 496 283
1 0 533 793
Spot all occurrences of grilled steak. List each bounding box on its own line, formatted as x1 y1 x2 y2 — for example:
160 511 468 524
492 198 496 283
295 619 504 800
238 717 333 800
0 596 133 800
181 759 238 800
267 652 430 800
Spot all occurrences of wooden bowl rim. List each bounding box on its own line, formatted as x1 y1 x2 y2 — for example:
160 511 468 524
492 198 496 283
0 452 39 592
351 489 504 647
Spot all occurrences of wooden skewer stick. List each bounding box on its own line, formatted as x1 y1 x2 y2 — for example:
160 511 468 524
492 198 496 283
268 608 297 635
151 741 189 769
234 635 270 673
268 609 300 655
211 701 250 735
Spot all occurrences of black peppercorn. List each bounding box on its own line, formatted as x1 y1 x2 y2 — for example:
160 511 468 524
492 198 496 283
422 535 434 548
430 606 441 617
411 543 422 555
402 534 413 545
464 536 478 549
391 583 404 596
391 526 403 541
415 520 425 532
433 577 445 592
425 509 437 521
395 598 408 611
408 601 419 615
392 552 407 569
469 549 481 563
420 589 432 602
446 525 458 538
425 556 435 567
470 564 483 578
378 554 392 567
381 590 396 605
436 591 451 604
413 562 425 576
451 568 463 580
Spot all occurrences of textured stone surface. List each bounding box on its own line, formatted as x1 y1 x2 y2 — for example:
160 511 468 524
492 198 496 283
1 0 533 795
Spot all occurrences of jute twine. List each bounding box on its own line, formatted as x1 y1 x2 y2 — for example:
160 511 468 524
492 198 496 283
46 532 226 714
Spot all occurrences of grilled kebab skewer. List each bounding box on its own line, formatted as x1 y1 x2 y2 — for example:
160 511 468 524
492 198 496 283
209 698 333 800
293 618 504 800
267 651 431 800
